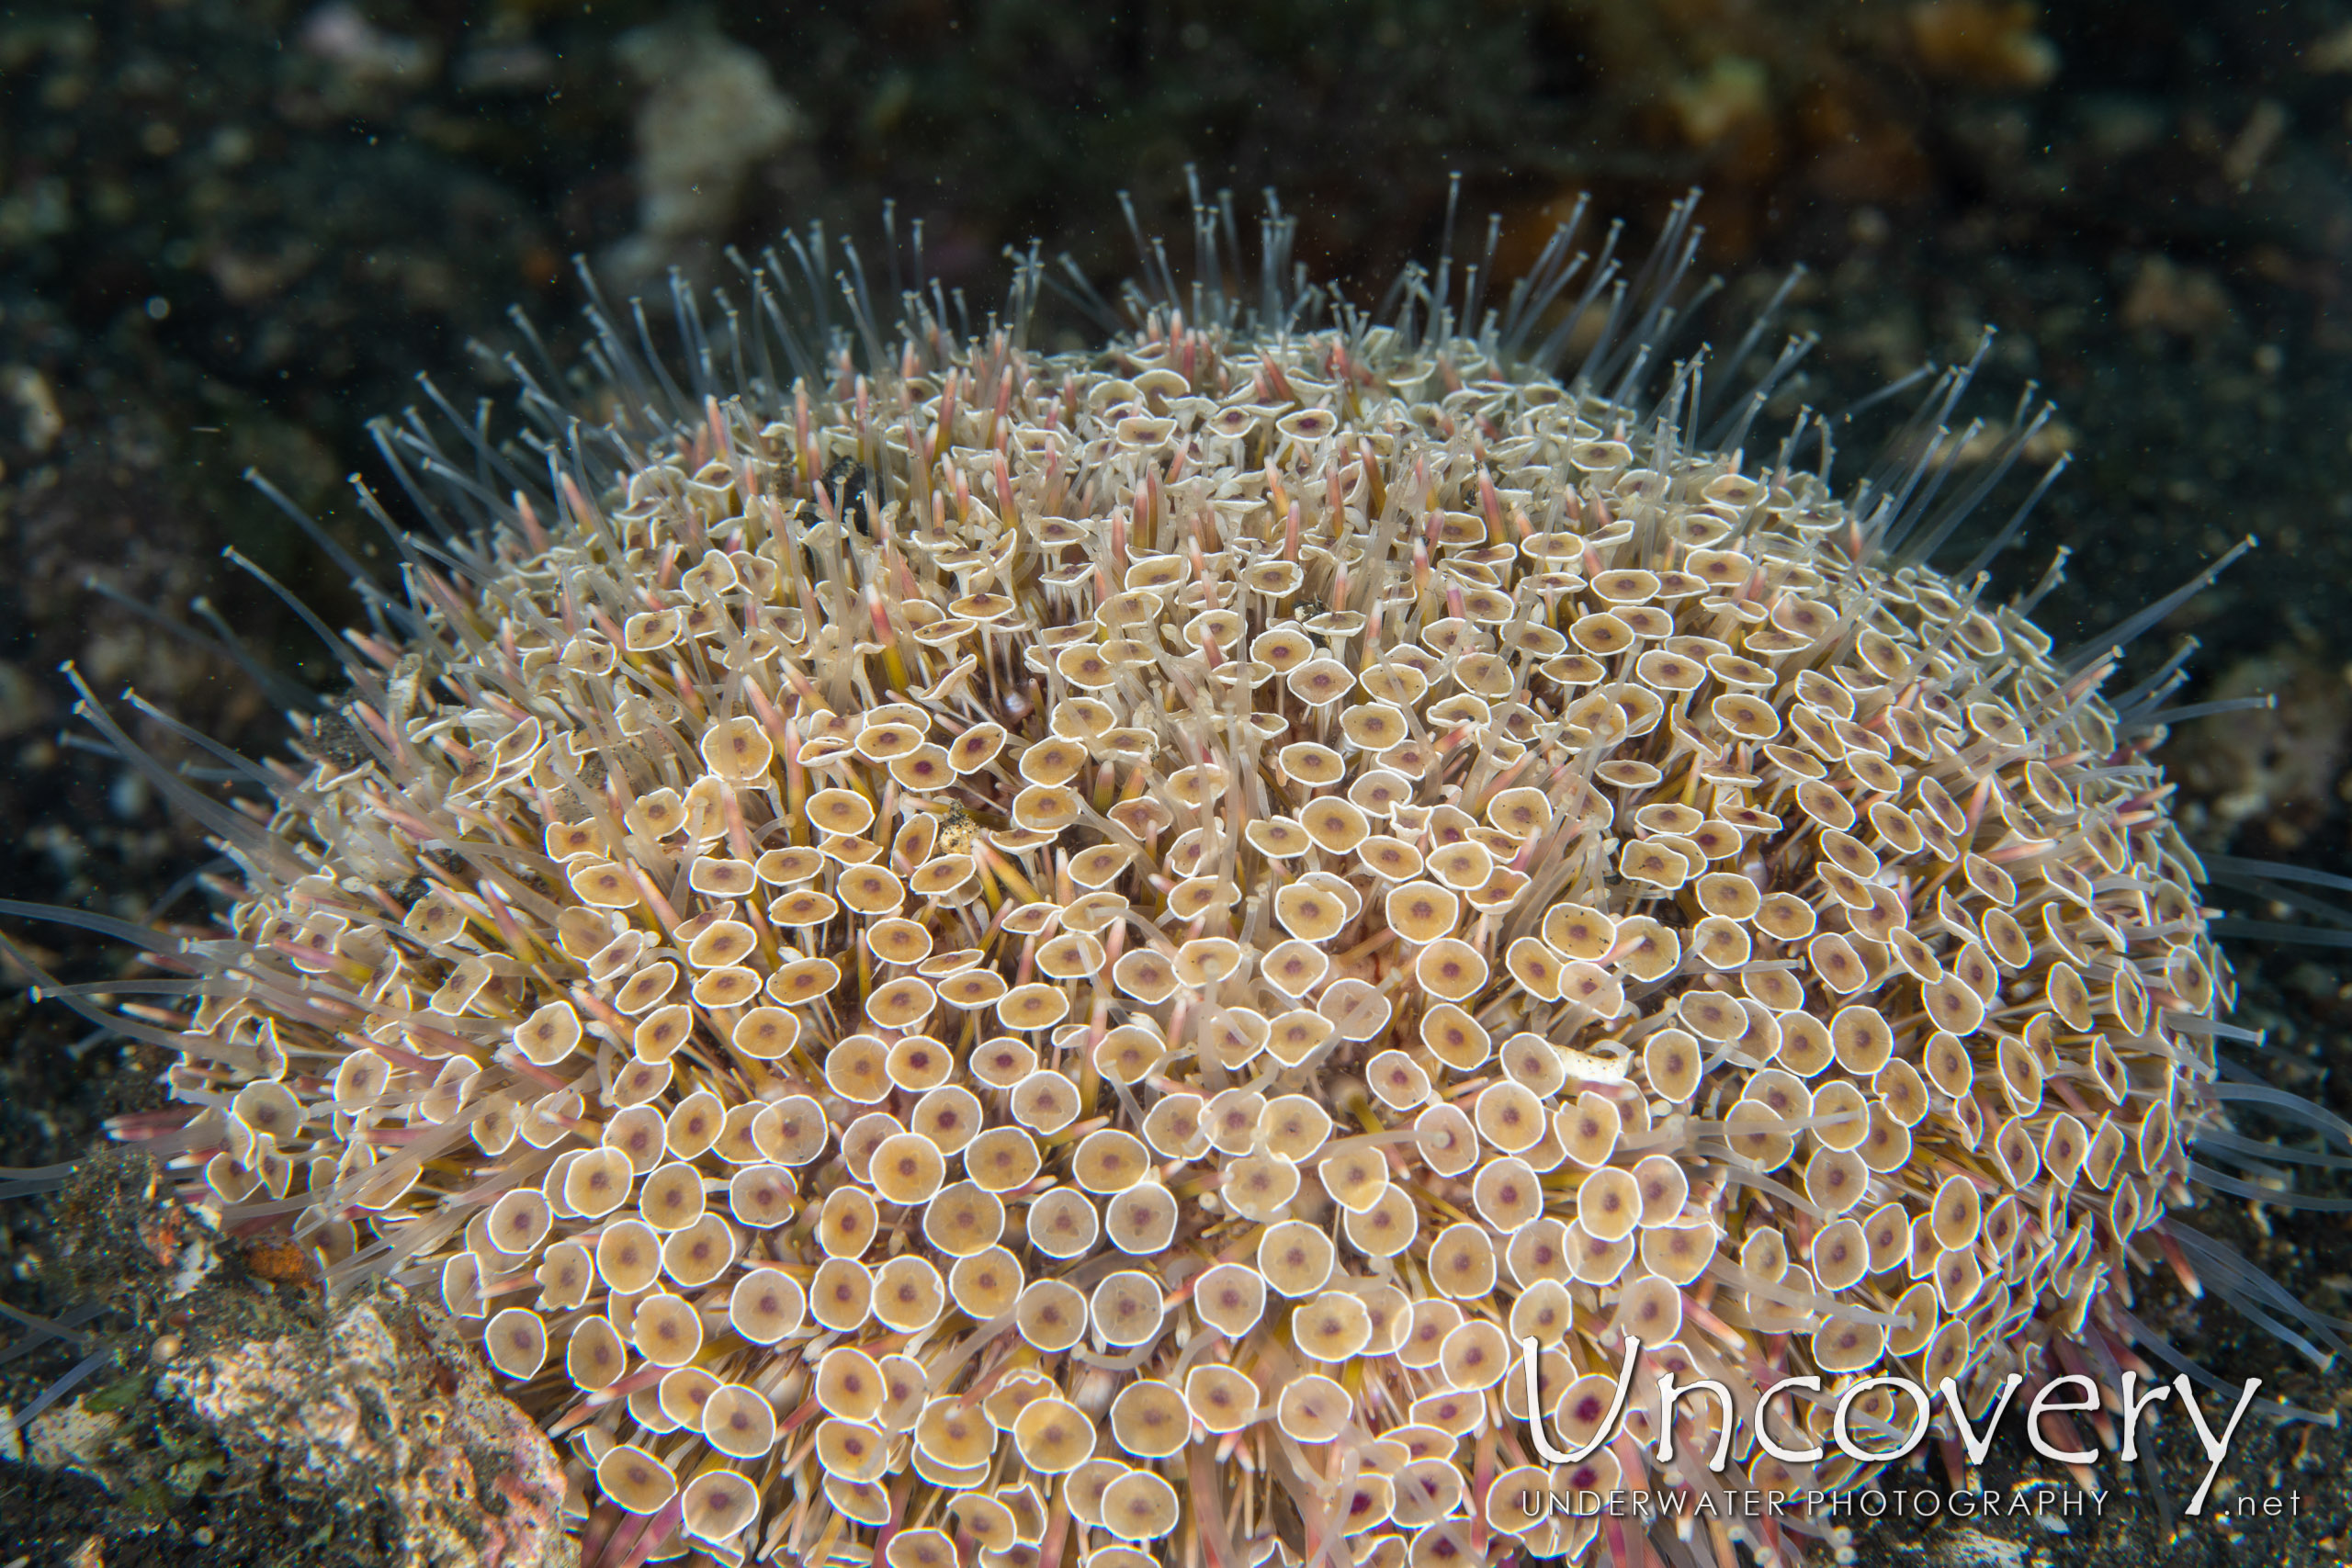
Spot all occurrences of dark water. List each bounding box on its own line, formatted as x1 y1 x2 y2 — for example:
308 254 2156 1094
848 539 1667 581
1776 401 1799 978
2 2 2349 1563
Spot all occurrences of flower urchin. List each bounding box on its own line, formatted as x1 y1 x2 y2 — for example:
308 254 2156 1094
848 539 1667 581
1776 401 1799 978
10 187 2341 1568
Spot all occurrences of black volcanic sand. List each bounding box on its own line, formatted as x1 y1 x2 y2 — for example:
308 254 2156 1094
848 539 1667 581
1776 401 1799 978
4 1 2351 1564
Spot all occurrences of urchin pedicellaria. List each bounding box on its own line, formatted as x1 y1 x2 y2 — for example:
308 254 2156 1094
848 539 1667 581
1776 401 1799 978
54 202 2281 1568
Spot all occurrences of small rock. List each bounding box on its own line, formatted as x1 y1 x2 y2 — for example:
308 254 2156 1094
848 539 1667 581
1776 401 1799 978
27 1395 125 1485
2121 254 2235 338
159 1285 574 1568
609 21 803 279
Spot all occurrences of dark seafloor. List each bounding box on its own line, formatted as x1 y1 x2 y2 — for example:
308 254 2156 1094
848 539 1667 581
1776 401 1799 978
5 2 2352 1565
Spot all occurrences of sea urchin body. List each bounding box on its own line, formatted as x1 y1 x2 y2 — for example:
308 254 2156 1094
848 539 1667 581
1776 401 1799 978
62 205 2252 1568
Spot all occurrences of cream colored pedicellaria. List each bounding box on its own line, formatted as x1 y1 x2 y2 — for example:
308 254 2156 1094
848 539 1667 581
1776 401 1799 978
168 312 2222 1567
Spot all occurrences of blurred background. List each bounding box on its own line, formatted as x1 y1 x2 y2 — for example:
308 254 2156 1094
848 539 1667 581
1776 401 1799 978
4 2 2352 1562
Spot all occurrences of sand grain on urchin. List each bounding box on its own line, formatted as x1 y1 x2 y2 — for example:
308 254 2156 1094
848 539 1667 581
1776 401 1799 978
61 199 2269 1568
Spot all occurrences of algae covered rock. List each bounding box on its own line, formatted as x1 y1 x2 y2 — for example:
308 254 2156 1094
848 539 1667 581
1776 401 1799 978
156 1285 574 1568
